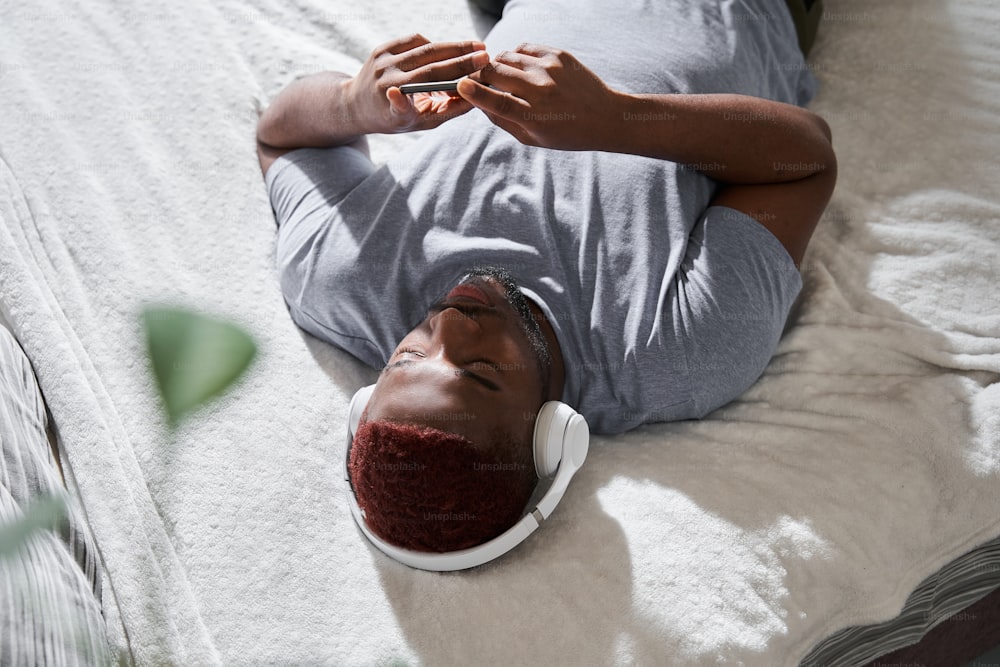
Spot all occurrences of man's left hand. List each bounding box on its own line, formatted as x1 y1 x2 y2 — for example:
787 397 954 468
456 44 620 151
346 34 491 135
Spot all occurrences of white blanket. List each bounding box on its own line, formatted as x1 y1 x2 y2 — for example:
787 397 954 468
1 0 999 664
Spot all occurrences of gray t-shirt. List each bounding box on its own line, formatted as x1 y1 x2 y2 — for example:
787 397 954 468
267 0 817 434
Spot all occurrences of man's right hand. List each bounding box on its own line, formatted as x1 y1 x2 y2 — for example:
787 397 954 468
457 44 620 151
257 34 489 175
344 34 490 135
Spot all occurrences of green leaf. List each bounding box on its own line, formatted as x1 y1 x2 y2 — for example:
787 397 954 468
0 494 67 558
142 306 257 425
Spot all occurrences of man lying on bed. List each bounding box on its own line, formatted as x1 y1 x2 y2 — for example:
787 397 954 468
256 0 835 555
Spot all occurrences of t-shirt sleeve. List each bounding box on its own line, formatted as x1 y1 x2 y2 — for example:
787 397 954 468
674 205 803 418
265 146 376 230
264 146 386 365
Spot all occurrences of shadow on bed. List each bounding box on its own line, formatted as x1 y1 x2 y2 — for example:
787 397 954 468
298 329 380 398
373 489 633 666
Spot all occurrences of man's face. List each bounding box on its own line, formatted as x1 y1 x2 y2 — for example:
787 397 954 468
363 267 553 459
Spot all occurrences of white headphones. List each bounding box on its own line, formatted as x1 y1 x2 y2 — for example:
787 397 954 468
343 384 589 571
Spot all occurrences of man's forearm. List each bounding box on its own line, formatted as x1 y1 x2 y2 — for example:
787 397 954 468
257 72 368 150
604 93 834 185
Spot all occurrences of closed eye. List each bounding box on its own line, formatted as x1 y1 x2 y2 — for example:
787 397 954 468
467 359 501 373
380 357 502 392
394 349 498 373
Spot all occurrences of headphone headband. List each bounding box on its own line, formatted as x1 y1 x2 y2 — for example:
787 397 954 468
344 384 588 571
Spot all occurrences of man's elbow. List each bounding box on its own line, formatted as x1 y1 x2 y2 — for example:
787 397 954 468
256 103 283 150
807 112 836 184
256 138 289 178
819 134 837 189
256 103 294 176
818 117 837 170
813 113 833 145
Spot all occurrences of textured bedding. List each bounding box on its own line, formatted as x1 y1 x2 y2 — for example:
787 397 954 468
1 0 999 664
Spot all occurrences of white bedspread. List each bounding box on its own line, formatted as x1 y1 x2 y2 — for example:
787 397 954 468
1 0 999 664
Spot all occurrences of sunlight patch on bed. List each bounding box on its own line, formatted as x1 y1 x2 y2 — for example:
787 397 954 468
967 382 1000 476
598 477 832 658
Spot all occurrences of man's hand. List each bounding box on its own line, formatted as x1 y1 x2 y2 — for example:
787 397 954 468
257 34 490 174
344 34 490 135
456 44 621 151
459 42 836 266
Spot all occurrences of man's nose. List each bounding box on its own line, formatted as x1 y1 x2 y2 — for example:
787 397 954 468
428 308 480 355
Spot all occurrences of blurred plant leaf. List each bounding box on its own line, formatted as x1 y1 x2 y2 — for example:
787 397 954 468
0 494 67 559
142 306 257 425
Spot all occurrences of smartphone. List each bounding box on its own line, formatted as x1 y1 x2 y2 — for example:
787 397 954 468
399 79 462 95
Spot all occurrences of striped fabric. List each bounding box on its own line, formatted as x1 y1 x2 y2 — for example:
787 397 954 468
801 537 1000 665
0 325 112 666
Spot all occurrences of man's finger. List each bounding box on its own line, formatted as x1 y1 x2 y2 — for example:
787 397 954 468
482 111 533 145
473 60 534 97
385 86 417 117
421 96 475 121
396 41 487 72
382 34 430 55
493 50 537 71
512 42 558 58
408 49 490 83
456 78 529 121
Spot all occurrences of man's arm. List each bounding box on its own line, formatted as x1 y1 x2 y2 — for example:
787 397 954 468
458 44 836 265
614 92 835 264
611 93 835 264
256 35 490 175
257 72 362 175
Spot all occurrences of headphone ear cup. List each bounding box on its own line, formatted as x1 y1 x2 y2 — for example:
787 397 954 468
533 401 588 478
348 384 376 440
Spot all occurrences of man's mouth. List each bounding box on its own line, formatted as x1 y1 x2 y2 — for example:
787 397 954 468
446 282 492 306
